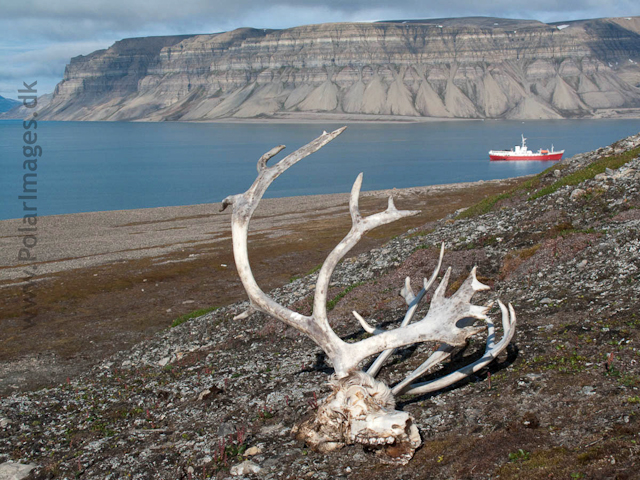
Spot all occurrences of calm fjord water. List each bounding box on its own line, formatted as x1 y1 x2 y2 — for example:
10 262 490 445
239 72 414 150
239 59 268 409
1 119 638 220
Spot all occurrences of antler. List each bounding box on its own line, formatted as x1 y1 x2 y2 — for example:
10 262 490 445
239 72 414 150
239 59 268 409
223 127 515 380
359 255 516 395
396 301 516 395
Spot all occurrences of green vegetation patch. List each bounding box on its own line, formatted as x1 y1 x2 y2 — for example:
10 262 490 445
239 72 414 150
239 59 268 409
456 168 553 219
529 145 640 201
307 263 323 275
457 191 513 219
170 306 219 328
326 282 365 311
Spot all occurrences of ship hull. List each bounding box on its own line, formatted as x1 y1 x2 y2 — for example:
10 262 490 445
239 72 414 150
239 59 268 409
489 152 564 161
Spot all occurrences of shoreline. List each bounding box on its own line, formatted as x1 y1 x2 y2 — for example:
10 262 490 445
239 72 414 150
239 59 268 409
5 107 640 123
0 176 531 283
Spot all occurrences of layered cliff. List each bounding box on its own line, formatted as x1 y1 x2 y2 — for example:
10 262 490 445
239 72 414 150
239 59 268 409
36 16 640 121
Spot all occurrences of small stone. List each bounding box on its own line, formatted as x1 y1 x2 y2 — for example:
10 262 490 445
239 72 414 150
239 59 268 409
581 386 595 396
577 260 588 269
187 466 194 475
198 389 212 401
476 225 487 233
217 422 235 437
522 412 540 429
540 298 553 304
594 173 608 181
0 461 37 479
570 188 586 201
553 169 561 177
158 356 171 367
244 446 262 456
230 460 261 476
182 300 195 304
0 418 9 429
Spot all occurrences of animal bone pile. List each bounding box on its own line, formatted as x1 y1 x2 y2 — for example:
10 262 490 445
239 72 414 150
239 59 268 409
221 127 516 463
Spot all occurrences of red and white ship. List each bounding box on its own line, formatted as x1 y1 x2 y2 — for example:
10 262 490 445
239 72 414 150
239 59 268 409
489 135 564 161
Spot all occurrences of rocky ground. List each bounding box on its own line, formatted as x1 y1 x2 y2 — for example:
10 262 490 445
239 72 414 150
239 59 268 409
1 133 639 479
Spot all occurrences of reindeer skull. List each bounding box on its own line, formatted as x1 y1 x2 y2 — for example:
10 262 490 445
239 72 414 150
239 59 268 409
292 372 421 464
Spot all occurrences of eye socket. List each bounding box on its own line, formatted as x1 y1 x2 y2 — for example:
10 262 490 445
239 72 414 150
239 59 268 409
456 317 478 328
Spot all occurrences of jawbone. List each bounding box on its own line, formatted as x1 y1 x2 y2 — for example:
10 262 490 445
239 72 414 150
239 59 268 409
292 372 421 464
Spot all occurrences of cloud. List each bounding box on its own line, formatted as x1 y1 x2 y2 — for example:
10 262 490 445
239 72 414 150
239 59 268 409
0 39 113 98
5 0 639 41
1 0 639 98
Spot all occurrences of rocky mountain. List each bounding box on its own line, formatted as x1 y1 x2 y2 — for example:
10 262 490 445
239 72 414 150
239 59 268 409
0 96 20 113
1 132 639 478
35 16 640 121
0 93 52 119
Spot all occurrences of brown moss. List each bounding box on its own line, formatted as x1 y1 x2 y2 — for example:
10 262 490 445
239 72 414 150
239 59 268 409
500 244 541 279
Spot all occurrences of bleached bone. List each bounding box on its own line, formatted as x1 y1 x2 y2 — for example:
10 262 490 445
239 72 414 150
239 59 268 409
397 301 516 395
222 127 517 464
366 243 445 377
233 305 256 321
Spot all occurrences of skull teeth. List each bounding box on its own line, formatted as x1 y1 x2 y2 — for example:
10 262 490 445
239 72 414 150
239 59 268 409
353 435 397 446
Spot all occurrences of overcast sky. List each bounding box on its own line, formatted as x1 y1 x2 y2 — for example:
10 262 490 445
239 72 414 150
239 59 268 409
1 0 639 99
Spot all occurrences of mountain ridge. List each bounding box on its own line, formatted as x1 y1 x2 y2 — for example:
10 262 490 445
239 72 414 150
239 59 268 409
0 95 20 113
17 16 640 121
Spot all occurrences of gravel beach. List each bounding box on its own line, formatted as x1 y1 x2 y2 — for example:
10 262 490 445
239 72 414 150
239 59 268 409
0 179 522 284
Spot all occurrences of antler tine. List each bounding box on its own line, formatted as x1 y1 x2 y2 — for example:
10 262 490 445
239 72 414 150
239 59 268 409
391 344 455 395
227 127 348 344
233 305 256 321
257 145 286 172
353 310 384 335
424 242 445 292
400 277 416 305
398 300 516 395
367 285 426 376
367 243 445 377
349 173 364 223
400 243 444 306
312 173 420 327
